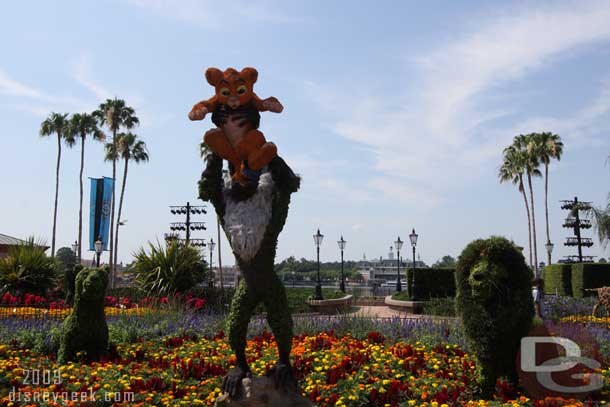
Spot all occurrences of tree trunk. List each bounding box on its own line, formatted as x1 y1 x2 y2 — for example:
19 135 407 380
527 172 539 277
52 133 62 257
544 162 551 265
114 158 129 275
520 176 533 268
109 129 117 287
78 135 85 263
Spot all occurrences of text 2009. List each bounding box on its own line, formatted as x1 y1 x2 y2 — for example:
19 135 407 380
23 369 62 385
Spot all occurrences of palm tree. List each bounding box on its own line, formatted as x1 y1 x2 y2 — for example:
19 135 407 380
94 99 139 285
532 132 563 265
589 153 610 250
65 113 106 262
105 133 149 271
499 146 533 267
40 113 72 257
514 134 542 276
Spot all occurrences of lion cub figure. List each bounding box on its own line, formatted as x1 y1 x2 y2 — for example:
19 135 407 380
189 67 282 185
58 267 109 364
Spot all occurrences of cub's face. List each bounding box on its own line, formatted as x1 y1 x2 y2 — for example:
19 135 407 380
206 67 258 110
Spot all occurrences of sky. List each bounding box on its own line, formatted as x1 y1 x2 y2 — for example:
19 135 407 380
1 0 610 267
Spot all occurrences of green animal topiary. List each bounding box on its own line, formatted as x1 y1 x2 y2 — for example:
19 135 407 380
455 236 534 397
199 153 300 399
58 266 109 364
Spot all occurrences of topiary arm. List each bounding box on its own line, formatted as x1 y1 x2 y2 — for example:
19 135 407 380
198 153 225 218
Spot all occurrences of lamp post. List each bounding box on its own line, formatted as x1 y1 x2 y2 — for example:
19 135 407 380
313 229 324 300
94 236 103 267
338 236 347 293
71 241 79 264
394 237 404 292
409 229 418 301
545 241 554 266
209 238 216 287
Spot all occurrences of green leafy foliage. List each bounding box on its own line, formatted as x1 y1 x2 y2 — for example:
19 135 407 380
0 238 57 296
543 264 573 296
405 267 456 298
455 236 534 398
58 267 109 363
571 263 610 298
131 241 209 296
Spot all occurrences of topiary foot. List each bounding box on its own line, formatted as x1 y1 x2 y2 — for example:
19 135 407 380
221 367 250 399
265 362 297 393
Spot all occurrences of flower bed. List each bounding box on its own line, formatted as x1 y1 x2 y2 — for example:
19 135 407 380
1 331 608 407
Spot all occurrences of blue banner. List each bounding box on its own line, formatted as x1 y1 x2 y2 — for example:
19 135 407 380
89 177 113 251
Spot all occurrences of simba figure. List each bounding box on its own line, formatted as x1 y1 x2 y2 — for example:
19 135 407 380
189 67 283 186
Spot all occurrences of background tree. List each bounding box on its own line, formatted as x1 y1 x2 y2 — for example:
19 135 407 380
131 241 208 296
499 145 533 267
40 112 71 257
532 132 563 265
514 134 542 275
65 113 105 262
432 255 456 268
94 99 139 285
105 133 149 271
0 238 57 296
587 153 610 252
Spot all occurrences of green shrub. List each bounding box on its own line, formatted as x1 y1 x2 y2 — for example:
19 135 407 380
423 297 456 317
455 236 534 398
405 267 456 298
131 241 210 296
571 263 610 298
0 238 57 295
58 267 109 363
543 264 572 296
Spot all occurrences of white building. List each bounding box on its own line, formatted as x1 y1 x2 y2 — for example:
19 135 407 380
357 248 427 283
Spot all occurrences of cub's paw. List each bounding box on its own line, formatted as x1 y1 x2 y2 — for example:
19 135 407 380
263 97 283 113
188 107 208 121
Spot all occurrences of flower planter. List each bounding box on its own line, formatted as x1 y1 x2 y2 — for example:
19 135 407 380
306 295 353 314
384 295 424 314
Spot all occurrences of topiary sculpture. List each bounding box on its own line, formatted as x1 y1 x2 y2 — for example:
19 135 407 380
199 152 300 400
455 236 534 397
58 266 109 364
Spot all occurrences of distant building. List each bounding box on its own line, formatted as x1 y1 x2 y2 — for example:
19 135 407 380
0 233 49 258
214 266 240 287
357 248 427 283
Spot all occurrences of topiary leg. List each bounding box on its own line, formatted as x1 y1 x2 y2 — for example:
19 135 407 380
262 272 294 365
227 278 259 371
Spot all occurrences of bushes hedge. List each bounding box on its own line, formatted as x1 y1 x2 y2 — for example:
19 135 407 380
571 263 610 298
543 264 572 296
405 267 456 298
543 263 610 297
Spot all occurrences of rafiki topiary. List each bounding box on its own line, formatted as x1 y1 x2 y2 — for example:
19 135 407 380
199 152 300 400
58 266 109 364
455 236 534 397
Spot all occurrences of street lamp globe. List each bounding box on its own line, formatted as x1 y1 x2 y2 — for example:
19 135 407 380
314 229 324 247
209 238 216 253
545 241 554 256
72 240 79 254
337 236 347 251
94 237 103 255
409 229 418 248
394 237 403 251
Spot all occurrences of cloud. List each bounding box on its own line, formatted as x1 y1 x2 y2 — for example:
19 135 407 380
126 0 301 28
306 1 610 198
0 70 43 99
73 55 113 101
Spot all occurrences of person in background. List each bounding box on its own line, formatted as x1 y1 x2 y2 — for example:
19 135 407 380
532 278 545 319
